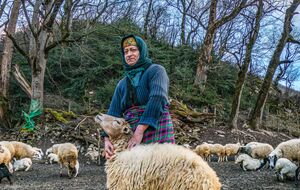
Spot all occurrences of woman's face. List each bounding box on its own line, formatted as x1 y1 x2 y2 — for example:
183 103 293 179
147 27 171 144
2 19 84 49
124 45 140 66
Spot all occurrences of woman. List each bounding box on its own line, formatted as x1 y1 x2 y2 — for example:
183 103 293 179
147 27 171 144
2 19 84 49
103 35 175 159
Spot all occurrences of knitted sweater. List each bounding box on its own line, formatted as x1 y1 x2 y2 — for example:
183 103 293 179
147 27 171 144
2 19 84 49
108 64 169 129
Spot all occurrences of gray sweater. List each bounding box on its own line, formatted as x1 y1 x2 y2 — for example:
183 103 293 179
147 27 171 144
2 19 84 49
108 64 169 128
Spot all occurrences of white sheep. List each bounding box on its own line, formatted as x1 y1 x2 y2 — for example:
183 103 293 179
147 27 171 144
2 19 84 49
0 145 13 173
224 143 241 161
274 158 297 181
194 143 211 161
10 141 42 160
209 144 225 162
235 154 263 171
268 139 300 169
48 143 79 178
95 114 221 190
47 153 59 164
239 142 274 159
13 158 32 172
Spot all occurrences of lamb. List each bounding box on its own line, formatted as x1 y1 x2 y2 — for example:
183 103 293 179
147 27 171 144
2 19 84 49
0 163 12 185
13 158 32 172
95 114 221 190
235 154 263 171
274 158 297 181
10 141 42 160
224 143 241 161
48 143 79 178
47 153 59 164
0 145 13 173
268 139 300 169
194 143 211 161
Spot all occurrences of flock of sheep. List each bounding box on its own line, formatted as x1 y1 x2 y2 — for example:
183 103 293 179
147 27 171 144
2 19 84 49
1 113 300 190
0 141 80 185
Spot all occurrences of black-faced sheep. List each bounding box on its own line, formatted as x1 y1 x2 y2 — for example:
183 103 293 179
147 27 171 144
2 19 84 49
48 143 79 178
95 114 221 190
275 158 297 181
0 163 12 185
235 154 263 171
268 139 300 169
239 142 274 160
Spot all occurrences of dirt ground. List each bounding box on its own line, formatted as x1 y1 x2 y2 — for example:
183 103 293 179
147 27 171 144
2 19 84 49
0 124 299 190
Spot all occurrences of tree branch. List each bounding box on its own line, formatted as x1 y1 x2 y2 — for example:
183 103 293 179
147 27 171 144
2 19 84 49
13 65 32 98
287 35 300 45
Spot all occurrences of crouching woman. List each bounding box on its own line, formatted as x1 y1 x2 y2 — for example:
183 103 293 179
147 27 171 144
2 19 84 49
102 35 175 159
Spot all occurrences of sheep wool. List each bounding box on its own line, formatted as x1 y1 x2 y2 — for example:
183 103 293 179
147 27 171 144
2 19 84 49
95 114 221 190
275 158 297 181
0 145 13 173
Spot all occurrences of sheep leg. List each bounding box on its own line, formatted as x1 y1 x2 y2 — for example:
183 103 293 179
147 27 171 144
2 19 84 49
7 176 12 185
60 163 63 177
295 167 300 186
25 164 31 171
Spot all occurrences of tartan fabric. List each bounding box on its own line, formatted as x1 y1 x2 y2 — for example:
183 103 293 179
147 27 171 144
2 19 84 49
124 106 175 144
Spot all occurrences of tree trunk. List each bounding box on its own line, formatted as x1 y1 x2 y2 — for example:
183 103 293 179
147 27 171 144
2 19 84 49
143 0 153 39
229 0 263 129
0 0 21 129
249 0 300 129
194 0 247 90
194 0 217 91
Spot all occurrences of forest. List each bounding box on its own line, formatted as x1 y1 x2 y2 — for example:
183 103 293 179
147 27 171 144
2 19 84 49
0 0 300 189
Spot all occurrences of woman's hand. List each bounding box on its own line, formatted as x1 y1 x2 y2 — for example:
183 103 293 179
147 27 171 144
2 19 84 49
127 124 148 149
104 137 114 159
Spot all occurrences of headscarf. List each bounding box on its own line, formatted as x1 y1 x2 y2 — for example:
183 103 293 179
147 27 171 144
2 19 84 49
121 35 152 106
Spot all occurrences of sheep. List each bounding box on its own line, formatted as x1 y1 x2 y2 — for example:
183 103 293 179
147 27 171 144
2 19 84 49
235 154 263 171
0 141 15 158
48 143 79 178
209 144 225 162
295 150 300 185
268 139 300 169
224 143 241 161
274 158 297 181
194 143 211 161
47 153 59 164
0 145 13 174
10 141 42 160
95 114 221 190
0 163 12 185
33 147 44 157
13 158 32 172
239 142 273 159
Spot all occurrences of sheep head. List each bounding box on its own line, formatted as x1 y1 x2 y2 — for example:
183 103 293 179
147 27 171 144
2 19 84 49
95 114 133 151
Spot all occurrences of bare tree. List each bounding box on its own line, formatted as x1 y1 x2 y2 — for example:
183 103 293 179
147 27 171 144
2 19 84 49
249 0 300 129
228 0 263 130
143 0 153 39
0 0 21 128
194 0 248 91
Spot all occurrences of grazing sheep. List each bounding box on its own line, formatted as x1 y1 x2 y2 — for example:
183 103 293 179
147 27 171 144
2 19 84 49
224 143 241 161
10 141 42 160
235 154 263 171
47 153 59 164
274 158 297 181
13 158 32 172
194 143 211 161
0 141 15 158
0 145 13 173
268 139 300 169
209 144 225 162
0 163 12 185
48 143 79 178
239 142 273 159
95 114 221 190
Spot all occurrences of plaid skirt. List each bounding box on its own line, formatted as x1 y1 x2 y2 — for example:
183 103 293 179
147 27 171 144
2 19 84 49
124 106 175 144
